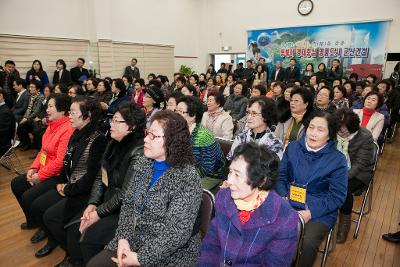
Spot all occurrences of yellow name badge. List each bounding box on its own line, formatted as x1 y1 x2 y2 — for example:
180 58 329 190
39 152 47 166
290 184 307 204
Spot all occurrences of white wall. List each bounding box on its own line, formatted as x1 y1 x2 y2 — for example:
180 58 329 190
201 0 400 70
1 0 399 74
0 0 90 40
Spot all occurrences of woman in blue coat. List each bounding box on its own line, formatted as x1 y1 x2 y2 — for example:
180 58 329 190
276 110 348 267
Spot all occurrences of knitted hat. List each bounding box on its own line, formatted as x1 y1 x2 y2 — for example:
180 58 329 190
145 85 165 108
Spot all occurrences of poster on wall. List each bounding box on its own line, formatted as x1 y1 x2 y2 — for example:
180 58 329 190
247 20 391 79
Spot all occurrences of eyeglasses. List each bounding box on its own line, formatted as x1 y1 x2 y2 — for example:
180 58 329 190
145 130 164 140
246 111 262 117
175 109 189 115
68 111 82 117
110 118 126 125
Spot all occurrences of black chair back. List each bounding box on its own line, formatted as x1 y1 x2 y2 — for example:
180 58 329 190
200 189 215 239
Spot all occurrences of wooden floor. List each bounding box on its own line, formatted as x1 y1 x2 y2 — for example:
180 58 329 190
0 135 399 267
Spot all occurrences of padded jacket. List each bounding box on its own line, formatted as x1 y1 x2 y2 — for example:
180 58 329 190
31 116 74 180
87 132 144 218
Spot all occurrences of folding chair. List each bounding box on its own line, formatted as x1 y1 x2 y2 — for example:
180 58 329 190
0 122 25 174
319 226 336 267
292 215 305 267
352 141 379 238
200 189 215 239
215 137 233 158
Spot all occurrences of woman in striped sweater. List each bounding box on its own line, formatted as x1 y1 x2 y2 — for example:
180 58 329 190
176 96 226 192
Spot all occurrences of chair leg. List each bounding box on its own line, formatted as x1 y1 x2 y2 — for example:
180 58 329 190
353 186 370 239
320 229 333 267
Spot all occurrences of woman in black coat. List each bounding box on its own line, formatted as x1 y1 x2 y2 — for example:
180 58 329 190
58 102 146 266
335 108 375 243
31 96 107 259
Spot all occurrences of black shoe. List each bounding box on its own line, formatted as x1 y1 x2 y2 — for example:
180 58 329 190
20 144 32 151
54 254 69 267
382 231 400 243
35 244 57 258
20 222 38 230
31 229 47 244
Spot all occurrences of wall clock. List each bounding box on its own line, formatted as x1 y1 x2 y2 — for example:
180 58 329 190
298 0 313 16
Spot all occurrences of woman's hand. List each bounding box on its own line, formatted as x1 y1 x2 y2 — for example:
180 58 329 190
111 239 132 267
28 173 40 186
79 209 100 233
298 210 312 224
56 183 66 197
111 239 140 267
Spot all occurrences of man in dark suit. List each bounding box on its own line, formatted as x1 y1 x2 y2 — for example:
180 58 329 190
124 58 141 80
0 60 20 108
327 58 343 82
0 89 15 156
70 58 90 85
52 59 72 86
11 78 30 122
271 61 286 82
285 58 300 82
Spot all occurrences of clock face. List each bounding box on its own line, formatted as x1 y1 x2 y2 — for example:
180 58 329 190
298 0 313 16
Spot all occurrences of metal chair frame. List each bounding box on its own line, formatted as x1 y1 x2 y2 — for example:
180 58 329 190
0 122 25 174
351 142 379 238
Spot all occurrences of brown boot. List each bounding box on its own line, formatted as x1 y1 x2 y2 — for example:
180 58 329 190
337 212 351 243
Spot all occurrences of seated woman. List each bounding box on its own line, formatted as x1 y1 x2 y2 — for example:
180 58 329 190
33 97 107 258
334 108 374 243
143 84 165 128
104 79 130 123
166 91 184 112
272 81 291 124
176 96 226 191
31 84 53 157
223 81 249 122
314 86 337 113
332 85 349 109
87 110 202 267
353 91 385 141
275 87 314 147
95 79 113 108
200 77 219 104
228 96 284 160
130 78 145 107
17 80 45 151
201 92 234 140
276 111 348 267
11 94 74 230
198 142 298 266
219 73 236 98
181 84 198 97
56 103 146 265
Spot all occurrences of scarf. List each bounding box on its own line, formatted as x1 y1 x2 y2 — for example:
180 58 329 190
361 107 375 128
336 135 351 170
234 190 268 224
205 108 224 130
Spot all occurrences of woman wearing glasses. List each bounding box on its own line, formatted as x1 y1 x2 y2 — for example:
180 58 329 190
88 110 202 267
176 96 226 192
314 86 337 113
228 96 284 160
31 96 107 260
275 87 315 147
56 102 146 266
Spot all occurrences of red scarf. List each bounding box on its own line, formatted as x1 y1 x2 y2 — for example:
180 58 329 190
236 191 268 224
361 107 375 128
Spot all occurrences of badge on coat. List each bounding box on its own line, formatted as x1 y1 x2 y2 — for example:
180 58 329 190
289 182 307 210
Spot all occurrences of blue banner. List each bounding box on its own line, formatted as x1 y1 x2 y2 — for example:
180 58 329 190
247 21 390 79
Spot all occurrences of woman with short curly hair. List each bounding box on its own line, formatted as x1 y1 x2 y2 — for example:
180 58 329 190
88 110 202 267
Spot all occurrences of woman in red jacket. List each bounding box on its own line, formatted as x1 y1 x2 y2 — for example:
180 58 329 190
11 93 74 230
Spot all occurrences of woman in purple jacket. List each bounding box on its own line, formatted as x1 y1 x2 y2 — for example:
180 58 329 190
198 142 298 266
